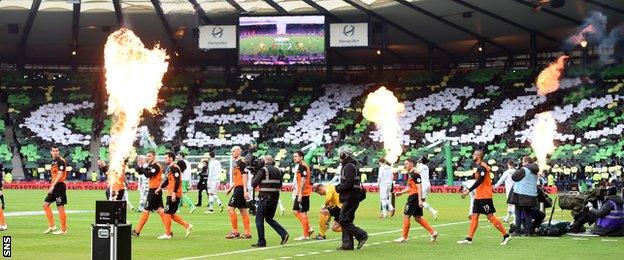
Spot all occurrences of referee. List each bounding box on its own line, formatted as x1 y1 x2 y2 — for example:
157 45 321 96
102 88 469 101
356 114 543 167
250 155 289 247
335 147 368 250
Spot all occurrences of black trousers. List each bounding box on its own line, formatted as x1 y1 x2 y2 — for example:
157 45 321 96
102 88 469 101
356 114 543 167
570 208 597 232
255 197 288 246
196 180 208 206
338 200 367 249
532 209 546 230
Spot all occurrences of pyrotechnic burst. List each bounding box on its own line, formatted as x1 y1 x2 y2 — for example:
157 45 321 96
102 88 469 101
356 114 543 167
104 28 168 197
565 11 607 49
536 55 568 96
568 25 596 47
531 112 557 175
362 87 405 163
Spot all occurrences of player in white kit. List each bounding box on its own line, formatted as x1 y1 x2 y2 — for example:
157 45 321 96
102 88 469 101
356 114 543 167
377 158 395 218
122 176 135 211
493 160 516 223
329 163 342 186
177 153 197 214
461 179 476 219
206 152 224 213
136 155 149 212
417 157 438 219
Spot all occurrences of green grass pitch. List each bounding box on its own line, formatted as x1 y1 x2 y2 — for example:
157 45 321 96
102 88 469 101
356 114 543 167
239 35 325 56
1 189 621 259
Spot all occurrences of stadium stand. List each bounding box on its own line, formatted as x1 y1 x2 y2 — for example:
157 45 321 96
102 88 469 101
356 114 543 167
0 72 96 180
1 63 623 191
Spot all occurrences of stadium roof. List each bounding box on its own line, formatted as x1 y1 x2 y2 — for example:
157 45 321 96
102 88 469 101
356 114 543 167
0 0 623 67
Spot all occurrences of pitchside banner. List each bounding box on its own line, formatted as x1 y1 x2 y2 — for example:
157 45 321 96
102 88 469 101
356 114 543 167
198 25 236 49
3 182 558 194
330 23 368 47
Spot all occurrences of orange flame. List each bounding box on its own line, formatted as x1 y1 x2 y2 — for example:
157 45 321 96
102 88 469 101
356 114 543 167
568 24 594 47
536 55 568 96
104 28 168 197
580 40 588 48
531 112 557 175
362 87 405 163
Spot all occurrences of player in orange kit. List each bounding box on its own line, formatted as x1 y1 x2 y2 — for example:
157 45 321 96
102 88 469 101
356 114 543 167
394 158 438 243
42 146 68 235
457 150 511 246
155 152 193 239
132 150 169 238
293 150 314 240
225 146 252 239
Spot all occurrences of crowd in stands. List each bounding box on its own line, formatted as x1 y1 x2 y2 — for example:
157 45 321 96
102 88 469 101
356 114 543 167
285 24 324 35
240 25 277 37
0 62 623 192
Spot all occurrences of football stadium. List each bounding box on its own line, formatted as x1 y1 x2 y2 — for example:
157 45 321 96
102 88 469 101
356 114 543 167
0 0 623 259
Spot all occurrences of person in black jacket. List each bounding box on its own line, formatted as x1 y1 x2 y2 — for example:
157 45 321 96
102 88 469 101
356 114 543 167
335 147 368 250
250 155 289 247
195 158 209 207
0 162 4 209
0 162 5 230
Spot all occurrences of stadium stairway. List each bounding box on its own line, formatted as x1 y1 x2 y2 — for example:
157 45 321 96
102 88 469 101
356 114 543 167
88 82 107 174
88 133 102 174
174 81 200 151
6 127 24 179
0 96 24 178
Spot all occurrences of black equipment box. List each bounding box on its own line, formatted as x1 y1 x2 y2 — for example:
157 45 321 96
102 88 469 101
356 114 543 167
95 200 127 224
91 223 131 260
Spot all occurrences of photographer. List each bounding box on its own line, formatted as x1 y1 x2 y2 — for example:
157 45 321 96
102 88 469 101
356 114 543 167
590 186 624 236
568 181 609 233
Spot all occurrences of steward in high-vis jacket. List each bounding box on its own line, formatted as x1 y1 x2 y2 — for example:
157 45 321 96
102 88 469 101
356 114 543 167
251 155 289 247
335 147 368 250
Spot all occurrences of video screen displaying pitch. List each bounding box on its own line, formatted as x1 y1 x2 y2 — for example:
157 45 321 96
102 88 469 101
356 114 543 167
239 16 325 65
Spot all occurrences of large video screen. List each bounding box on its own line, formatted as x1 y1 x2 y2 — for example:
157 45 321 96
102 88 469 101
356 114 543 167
239 16 325 65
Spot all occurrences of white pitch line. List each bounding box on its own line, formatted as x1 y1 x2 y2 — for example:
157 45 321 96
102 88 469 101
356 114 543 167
601 239 618 242
572 238 588 241
542 237 559 240
5 210 92 217
176 220 474 259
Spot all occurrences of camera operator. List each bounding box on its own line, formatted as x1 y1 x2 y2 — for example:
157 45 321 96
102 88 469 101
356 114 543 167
242 144 260 214
244 149 265 216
